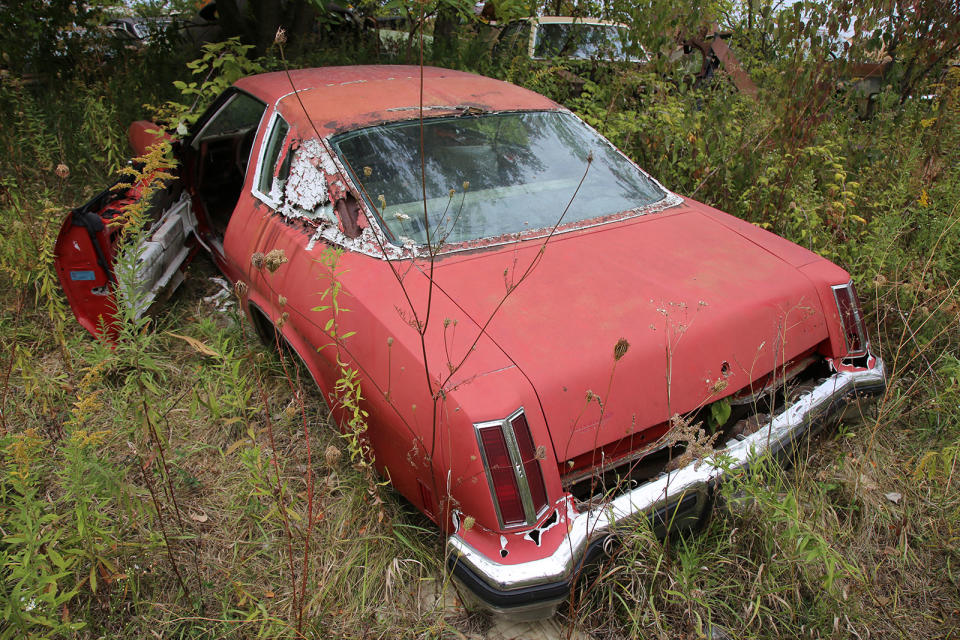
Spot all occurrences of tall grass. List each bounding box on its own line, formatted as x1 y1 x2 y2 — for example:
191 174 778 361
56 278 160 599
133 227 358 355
0 22 957 640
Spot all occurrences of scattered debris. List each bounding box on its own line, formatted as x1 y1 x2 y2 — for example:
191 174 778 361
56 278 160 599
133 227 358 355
202 276 234 312
858 473 879 492
729 413 771 438
487 615 593 640
414 577 466 618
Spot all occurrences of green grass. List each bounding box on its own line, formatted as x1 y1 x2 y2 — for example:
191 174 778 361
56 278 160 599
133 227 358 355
1 28 958 640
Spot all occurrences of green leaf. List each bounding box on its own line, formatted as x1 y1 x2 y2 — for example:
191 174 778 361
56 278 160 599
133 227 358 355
709 399 732 429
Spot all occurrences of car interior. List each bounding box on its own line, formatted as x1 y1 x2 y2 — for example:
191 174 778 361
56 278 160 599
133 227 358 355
190 91 267 236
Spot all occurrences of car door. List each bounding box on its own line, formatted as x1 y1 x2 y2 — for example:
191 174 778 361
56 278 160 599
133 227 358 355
55 88 268 338
54 168 198 337
181 88 268 277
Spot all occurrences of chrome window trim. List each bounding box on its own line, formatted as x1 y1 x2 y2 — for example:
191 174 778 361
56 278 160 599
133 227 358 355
251 110 289 209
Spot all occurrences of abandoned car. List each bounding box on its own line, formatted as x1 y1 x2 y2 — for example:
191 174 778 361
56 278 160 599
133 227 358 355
55 66 886 617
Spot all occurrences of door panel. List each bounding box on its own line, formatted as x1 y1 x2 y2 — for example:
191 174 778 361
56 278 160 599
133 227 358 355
55 179 196 338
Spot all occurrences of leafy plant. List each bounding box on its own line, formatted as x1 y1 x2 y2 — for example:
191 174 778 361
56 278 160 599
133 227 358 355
152 37 264 134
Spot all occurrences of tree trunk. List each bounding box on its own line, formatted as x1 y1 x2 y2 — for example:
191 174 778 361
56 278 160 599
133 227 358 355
433 3 459 60
254 0 283 55
214 0 316 55
214 0 255 45
286 0 318 56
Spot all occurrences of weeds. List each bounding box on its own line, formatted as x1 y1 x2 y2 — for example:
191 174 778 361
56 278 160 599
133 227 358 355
0 7 958 639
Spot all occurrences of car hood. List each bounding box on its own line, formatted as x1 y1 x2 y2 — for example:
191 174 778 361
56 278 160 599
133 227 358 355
429 199 831 462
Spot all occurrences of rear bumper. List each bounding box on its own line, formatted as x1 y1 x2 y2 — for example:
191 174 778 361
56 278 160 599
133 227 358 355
446 356 886 619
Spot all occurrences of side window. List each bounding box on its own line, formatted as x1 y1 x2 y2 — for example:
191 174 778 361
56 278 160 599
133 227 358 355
496 21 530 56
191 92 265 149
253 113 290 205
189 91 267 236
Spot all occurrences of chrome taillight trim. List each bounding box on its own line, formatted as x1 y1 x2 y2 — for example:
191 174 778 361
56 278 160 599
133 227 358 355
832 281 868 356
474 408 549 529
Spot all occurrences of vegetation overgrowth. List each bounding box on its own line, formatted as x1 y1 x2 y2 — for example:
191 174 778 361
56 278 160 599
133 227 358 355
1 1 958 638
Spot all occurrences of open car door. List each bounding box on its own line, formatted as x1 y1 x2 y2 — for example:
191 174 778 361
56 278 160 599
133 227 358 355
56 88 268 339
54 170 198 338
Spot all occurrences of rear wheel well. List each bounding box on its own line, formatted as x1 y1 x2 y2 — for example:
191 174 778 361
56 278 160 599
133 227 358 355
247 302 276 347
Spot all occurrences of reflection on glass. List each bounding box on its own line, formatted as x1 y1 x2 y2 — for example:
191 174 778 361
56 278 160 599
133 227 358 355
333 111 665 246
533 23 642 62
193 93 265 147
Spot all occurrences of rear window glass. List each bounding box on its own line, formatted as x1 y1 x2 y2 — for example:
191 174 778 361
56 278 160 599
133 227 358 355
332 110 665 246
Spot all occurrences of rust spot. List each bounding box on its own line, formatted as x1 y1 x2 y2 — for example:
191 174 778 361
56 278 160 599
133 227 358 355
335 197 362 239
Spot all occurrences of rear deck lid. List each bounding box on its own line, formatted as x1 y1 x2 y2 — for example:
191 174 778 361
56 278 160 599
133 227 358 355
431 203 831 461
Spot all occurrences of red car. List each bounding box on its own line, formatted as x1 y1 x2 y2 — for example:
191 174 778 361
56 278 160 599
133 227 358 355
55 66 886 618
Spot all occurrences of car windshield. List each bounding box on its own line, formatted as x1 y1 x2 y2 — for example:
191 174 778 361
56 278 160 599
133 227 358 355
332 111 666 246
533 23 639 62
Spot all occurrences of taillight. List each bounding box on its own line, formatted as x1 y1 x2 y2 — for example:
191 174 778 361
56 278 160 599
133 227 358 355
475 409 549 529
511 413 548 513
478 425 526 526
832 282 868 356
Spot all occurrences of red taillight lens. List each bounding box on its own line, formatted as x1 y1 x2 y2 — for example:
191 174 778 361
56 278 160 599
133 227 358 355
510 413 548 514
833 282 867 355
478 425 526 526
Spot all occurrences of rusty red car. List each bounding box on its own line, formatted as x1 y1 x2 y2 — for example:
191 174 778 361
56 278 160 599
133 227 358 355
55 66 886 618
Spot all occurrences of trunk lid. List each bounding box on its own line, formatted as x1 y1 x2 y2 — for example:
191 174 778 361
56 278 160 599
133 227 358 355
432 203 830 461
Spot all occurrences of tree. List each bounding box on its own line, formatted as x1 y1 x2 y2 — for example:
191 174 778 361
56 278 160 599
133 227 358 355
844 0 960 102
214 0 319 55
0 0 120 75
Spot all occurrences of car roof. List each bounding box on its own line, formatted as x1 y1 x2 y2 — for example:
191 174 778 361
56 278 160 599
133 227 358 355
233 65 560 137
531 16 627 26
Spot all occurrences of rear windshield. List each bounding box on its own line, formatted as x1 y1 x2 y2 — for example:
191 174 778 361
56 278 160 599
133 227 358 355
332 111 665 246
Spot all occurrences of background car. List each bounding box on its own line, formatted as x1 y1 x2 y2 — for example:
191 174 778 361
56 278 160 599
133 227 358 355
55 65 885 618
496 16 648 63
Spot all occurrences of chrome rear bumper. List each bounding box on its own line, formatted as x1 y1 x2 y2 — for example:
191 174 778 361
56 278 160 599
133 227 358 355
446 357 886 619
